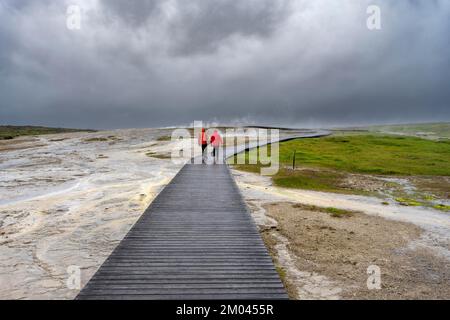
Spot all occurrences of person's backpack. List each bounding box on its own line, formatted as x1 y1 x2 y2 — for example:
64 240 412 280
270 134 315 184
210 135 216 143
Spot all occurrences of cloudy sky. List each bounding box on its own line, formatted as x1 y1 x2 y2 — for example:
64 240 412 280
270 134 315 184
0 0 449 129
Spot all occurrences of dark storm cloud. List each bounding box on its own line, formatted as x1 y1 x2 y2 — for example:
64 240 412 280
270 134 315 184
100 0 160 26
167 0 292 55
0 0 449 129
100 0 292 55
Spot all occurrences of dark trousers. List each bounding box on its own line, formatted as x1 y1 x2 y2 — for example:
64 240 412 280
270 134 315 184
212 147 221 163
201 144 207 162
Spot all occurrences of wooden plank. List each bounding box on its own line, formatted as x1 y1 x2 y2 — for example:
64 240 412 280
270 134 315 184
76 163 287 300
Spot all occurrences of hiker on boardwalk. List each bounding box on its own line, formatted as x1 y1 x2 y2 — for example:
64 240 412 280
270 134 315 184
198 128 208 163
210 130 223 164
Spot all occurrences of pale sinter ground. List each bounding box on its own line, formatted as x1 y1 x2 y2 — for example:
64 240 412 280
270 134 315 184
0 129 192 299
231 169 450 299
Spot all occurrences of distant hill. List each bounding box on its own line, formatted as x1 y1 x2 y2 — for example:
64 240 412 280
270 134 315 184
367 122 450 139
0 125 96 140
331 122 450 140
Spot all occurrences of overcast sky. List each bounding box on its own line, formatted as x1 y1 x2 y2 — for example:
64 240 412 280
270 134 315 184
0 0 449 129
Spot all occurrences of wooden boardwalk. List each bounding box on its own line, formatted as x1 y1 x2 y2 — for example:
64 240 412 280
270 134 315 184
77 164 287 299
77 131 330 299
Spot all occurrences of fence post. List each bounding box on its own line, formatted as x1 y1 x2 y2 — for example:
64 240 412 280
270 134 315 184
292 150 296 170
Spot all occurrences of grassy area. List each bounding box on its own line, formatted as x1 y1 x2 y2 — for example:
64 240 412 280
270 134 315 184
280 135 450 176
272 168 348 193
146 152 171 159
84 137 108 142
325 207 354 218
156 135 172 142
395 197 424 207
233 134 450 176
434 204 450 211
231 134 450 203
291 203 356 217
83 136 123 143
392 198 450 212
0 125 94 140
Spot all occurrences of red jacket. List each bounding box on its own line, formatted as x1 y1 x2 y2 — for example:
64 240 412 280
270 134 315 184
198 130 207 145
210 131 223 147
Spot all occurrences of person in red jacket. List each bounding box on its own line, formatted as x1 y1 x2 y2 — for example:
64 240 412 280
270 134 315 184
198 128 208 163
210 129 223 163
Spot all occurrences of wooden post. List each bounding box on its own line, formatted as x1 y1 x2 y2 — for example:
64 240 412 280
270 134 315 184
293 150 296 170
